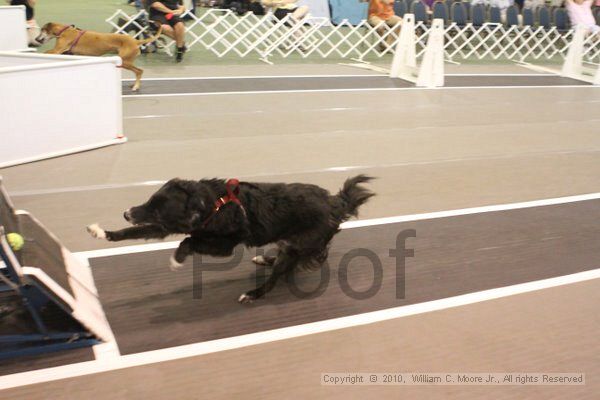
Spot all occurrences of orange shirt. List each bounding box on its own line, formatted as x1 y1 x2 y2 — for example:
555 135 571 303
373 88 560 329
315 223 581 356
369 0 395 20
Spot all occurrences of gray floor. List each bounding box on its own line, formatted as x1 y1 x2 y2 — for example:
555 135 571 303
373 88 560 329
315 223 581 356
4 279 599 399
3 73 599 252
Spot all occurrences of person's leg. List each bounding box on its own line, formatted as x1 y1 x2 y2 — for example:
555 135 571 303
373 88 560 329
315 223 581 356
149 13 173 41
290 6 311 46
368 15 384 31
368 15 387 51
173 21 185 47
385 15 402 46
291 5 309 21
500 8 507 24
277 8 309 49
274 8 287 20
588 25 600 46
173 20 186 61
386 15 403 27
26 19 41 47
161 24 175 39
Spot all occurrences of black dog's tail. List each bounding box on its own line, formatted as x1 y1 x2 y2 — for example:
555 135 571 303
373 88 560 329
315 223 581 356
331 175 375 222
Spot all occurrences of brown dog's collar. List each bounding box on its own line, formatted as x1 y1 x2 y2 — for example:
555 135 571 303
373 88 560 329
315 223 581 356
55 24 74 36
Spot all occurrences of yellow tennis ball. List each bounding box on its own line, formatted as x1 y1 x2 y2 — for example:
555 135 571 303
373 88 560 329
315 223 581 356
6 233 24 251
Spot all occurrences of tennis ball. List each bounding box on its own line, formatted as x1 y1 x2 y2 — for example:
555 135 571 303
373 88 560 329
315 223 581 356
6 233 24 251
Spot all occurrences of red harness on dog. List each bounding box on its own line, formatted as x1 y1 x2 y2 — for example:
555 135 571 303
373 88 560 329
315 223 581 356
66 29 86 54
202 179 246 227
56 24 73 36
55 25 86 55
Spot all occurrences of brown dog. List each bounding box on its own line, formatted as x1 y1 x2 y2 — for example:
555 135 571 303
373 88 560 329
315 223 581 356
38 22 163 91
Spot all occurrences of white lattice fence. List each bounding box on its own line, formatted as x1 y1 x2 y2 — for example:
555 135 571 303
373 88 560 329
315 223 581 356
106 8 600 63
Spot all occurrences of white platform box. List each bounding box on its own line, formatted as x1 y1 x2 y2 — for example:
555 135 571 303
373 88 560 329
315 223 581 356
0 6 28 52
0 52 126 168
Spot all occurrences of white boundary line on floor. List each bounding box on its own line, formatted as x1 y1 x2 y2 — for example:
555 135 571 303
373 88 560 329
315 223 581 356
445 73 554 76
1 268 598 391
121 74 385 81
74 192 600 260
121 73 551 82
122 85 595 98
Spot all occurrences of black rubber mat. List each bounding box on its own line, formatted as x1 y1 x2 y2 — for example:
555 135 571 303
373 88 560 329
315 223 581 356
444 75 589 87
123 75 412 95
122 74 590 95
90 200 600 355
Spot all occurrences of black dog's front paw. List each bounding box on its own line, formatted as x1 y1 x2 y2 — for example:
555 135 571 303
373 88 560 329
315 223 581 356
169 255 185 271
238 290 261 304
86 224 118 241
87 224 107 240
170 240 191 271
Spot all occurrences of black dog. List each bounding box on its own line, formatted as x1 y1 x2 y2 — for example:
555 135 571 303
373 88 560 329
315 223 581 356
87 175 374 303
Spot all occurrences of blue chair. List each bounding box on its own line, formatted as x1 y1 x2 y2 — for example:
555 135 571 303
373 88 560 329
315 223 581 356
445 0 453 13
471 3 486 27
394 0 407 17
412 0 429 24
489 7 502 24
548 6 557 23
462 1 470 17
451 1 468 27
538 6 551 29
522 7 535 27
329 0 369 25
553 7 569 32
432 1 449 24
506 4 520 26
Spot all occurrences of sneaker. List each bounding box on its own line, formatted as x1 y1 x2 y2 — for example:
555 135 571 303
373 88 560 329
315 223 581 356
155 37 167 50
176 46 186 62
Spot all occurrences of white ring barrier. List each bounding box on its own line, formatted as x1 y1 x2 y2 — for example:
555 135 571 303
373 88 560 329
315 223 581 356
0 6 28 52
0 52 126 168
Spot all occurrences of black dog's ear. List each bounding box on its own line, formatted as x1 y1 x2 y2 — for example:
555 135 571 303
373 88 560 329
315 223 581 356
173 180 208 223
186 188 206 211
190 212 201 226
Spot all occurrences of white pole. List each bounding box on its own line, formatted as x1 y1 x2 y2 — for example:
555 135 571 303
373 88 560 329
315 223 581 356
416 18 445 88
561 24 586 79
390 14 416 79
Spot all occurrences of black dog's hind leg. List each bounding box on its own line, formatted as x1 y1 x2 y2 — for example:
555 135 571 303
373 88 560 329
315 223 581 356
239 249 297 303
87 224 168 241
251 243 285 266
169 235 240 271
251 255 277 266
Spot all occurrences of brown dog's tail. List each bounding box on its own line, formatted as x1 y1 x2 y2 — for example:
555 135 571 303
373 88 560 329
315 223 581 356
136 24 163 46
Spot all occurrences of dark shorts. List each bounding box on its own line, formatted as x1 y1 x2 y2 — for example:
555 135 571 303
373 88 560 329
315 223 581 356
274 7 297 20
149 11 182 27
10 0 34 20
